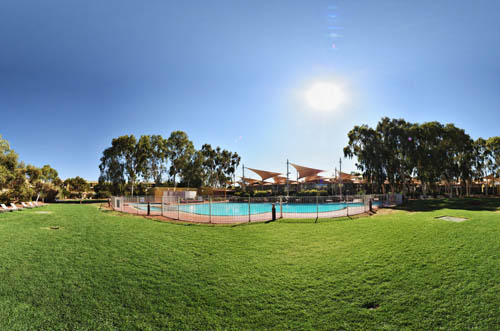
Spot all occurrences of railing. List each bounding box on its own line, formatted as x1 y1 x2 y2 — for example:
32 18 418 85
110 194 400 224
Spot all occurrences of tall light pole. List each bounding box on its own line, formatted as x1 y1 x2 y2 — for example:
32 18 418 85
339 157 343 199
286 159 290 197
242 164 246 192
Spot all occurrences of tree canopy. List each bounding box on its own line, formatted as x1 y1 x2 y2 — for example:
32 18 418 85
98 131 240 195
344 117 500 196
0 135 62 203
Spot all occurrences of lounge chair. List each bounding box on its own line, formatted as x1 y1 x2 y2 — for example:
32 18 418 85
10 203 21 211
28 202 38 208
1 204 14 212
35 201 45 207
21 202 34 209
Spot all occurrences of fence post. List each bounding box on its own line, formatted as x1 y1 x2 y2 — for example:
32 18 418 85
137 196 139 215
209 196 212 224
161 196 164 217
316 195 319 220
279 196 283 219
177 196 180 220
248 196 251 223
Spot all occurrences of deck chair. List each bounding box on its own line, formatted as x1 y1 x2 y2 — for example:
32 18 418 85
10 203 21 211
28 202 38 208
1 204 14 212
21 202 34 209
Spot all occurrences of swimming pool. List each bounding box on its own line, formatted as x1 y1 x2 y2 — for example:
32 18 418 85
130 201 379 217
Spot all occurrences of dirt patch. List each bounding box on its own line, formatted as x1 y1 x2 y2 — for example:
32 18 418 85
372 208 400 216
41 226 62 230
435 216 468 222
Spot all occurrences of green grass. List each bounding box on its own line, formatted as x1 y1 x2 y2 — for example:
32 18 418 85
1 199 500 330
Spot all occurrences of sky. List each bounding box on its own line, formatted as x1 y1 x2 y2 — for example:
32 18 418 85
1 0 500 180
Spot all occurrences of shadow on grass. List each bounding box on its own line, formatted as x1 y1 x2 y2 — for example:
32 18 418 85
277 216 355 224
398 197 500 212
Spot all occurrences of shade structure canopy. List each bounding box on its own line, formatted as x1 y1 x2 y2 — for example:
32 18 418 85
273 176 288 184
339 171 357 180
290 163 325 180
246 168 282 181
239 177 261 185
304 175 327 183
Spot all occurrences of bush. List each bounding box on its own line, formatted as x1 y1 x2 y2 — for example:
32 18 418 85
96 190 111 199
297 189 328 196
253 190 272 197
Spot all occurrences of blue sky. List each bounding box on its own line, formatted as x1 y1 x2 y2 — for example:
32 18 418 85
1 0 500 180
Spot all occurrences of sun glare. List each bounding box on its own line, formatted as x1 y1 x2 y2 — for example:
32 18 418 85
305 82 345 111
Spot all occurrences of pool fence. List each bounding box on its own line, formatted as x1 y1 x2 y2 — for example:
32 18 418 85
110 194 402 224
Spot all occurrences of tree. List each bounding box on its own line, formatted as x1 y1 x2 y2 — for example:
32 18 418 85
64 176 89 199
179 150 205 188
344 118 489 197
200 144 240 188
99 135 144 196
344 125 386 193
167 131 195 186
376 118 414 194
471 138 490 195
138 135 169 184
486 136 500 177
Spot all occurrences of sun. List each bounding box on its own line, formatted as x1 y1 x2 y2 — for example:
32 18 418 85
305 82 345 111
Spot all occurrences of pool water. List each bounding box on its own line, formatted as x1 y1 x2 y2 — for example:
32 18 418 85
130 201 379 216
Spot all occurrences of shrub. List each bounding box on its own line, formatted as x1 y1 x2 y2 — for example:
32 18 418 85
297 189 328 196
253 190 272 197
96 190 111 199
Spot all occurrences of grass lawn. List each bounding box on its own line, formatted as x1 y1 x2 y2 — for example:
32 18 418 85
1 199 500 330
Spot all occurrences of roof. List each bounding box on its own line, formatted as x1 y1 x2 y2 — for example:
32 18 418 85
290 163 325 179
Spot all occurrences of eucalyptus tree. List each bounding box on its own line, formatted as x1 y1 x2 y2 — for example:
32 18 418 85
167 131 195 186
486 136 500 177
40 164 59 183
179 150 205 188
99 135 144 196
99 145 126 194
200 144 240 188
471 138 490 195
201 144 217 186
0 135 18 193
344 125 386 193
376 117 415 194
25 164 62 201
149 135 170 184
411 121 448 196
442 125 474 196
64 176 90 198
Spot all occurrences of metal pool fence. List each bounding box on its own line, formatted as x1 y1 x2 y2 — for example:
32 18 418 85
110 194 402 224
